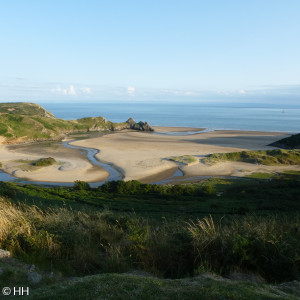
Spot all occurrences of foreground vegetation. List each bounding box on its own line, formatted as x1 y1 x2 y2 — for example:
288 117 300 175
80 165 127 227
204 149 300 165
0 174 299 281
3 273 297 300
0 172 299 298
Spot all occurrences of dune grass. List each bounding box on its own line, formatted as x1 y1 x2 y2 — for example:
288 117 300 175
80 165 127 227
204 149 300 165
169 155 198 165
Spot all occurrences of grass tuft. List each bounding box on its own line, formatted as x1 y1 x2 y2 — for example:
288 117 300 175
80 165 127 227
169 155 198 165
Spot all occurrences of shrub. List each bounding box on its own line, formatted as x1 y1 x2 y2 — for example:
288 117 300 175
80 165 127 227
33 157 56 167
73 180 90 191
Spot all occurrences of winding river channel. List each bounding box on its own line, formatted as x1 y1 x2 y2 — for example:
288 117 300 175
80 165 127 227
0 140 186 187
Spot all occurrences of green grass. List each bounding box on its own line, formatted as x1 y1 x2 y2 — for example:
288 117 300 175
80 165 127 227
281 170 300 175
245 172 275 179
0 102 55 118
0 174 299 282
24 273 299 300
169 155 198 165
0 175 299 298
33 157 56 167
0 194 299 282
204 149 300 165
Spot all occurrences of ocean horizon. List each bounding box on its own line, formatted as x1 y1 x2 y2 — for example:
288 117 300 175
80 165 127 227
40 102 300 133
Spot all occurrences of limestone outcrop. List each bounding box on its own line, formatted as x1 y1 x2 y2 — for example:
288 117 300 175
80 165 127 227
126 118 154 131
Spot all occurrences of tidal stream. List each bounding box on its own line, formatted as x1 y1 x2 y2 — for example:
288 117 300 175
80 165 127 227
0 140 186 187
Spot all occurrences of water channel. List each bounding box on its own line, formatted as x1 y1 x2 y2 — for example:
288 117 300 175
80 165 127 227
0 139 188 187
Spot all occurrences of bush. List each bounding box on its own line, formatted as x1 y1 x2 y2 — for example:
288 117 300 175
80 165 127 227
33 157 56 167
73 180 90 191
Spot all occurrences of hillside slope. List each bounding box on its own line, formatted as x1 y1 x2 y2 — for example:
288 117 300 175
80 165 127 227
269 133 300 149
0 102 153 143
0 102 55 118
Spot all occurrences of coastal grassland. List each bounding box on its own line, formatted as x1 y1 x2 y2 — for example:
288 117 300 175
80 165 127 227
0 114 71 140
0 102 55 117
169 155 198 165
0 194 298 283
204 149 300 165
0 114 117 141
0 173 299 284
0 103 143 143
246 170 300 179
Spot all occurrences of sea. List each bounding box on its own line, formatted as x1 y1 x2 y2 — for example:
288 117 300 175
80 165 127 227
40 102 300 133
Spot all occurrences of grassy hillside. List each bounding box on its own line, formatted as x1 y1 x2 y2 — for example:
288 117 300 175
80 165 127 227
0 174 299 280
0 102 152 143
204 149 300 165
0 174 299 298
0 102 55 118
269 133 300 149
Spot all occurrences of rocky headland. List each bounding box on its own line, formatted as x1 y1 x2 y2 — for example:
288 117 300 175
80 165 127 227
0 102 154 144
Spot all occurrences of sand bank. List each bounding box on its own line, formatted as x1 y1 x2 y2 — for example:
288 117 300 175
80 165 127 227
153 126 205 132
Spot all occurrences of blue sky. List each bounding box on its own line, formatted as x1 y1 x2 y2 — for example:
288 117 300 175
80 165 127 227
1 0 300 103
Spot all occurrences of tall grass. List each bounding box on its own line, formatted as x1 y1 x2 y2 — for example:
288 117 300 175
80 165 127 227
187 215 300 282
0 197 299 282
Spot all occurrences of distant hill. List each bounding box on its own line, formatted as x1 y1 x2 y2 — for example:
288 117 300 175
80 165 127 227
0 102 55 118
269 133 300 149
0 102 153 143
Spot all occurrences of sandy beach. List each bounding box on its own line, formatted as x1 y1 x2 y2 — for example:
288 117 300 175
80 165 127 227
71 129 299 183
0 128 298 184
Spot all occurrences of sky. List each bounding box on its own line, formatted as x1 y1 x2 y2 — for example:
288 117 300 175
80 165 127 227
0 0 300 103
